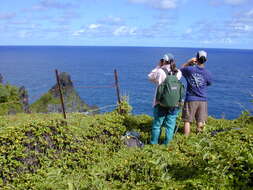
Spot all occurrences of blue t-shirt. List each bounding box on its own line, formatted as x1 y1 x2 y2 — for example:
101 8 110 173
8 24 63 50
180 66 212 101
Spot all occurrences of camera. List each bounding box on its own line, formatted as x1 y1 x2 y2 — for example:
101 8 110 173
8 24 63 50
189 61 197 66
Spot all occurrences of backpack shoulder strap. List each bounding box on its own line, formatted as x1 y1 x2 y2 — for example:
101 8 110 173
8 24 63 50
161 68 171 76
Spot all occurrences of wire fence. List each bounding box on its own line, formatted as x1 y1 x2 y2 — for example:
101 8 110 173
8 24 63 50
0 69 122 119
55 69 122 118
82 104 118 115
75 85 116 89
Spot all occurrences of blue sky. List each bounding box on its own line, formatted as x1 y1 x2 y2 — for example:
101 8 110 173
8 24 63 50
0 0 253 49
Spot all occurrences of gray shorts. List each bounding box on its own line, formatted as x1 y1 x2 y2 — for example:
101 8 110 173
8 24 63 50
182 101 208 122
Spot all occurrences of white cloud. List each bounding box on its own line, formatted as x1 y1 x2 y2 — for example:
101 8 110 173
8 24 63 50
232 23 253 32
184 9 253 46
72 29 85 36
113 26 137 36
72 23 102 36
128 0 178 10
228 8 253 35
88 24 101 29
188 4 253 43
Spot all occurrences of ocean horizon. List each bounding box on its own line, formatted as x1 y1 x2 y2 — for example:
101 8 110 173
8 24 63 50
1 45 253 50
0 45 252 119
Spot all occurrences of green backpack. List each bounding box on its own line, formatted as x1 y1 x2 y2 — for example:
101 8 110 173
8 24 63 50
156 68 185 108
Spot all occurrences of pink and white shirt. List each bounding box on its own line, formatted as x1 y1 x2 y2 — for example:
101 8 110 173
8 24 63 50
148 64 182 107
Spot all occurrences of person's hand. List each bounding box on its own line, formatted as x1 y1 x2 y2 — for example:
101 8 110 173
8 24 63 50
158 59 164 67
187 57 197 65
181 57 197 68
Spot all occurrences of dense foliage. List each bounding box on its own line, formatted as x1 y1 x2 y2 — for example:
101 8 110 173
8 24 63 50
30 92 61 113
0 84 23 115
0 106 252 189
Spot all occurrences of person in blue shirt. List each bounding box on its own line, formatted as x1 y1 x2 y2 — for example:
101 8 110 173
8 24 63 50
180 50 212 136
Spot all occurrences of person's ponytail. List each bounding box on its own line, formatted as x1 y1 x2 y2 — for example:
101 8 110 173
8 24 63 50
170 60 178 75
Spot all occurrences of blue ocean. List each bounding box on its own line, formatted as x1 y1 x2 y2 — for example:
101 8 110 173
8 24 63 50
0 46 252 119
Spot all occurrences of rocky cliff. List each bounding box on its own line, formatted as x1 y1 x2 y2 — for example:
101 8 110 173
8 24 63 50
30 72 96 113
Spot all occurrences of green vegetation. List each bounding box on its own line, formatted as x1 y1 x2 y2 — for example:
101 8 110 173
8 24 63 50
0 84 23 115
0 102 252 189
30 92 61 113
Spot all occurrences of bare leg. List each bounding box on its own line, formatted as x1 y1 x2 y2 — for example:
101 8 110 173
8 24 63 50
196 122 204 134
184 122 191 136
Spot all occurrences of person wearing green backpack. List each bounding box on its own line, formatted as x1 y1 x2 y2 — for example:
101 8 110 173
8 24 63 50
148 53 184 145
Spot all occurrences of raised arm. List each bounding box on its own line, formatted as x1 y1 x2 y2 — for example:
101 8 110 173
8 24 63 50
148 66 161 84
181 57 197 68
148 59 165 84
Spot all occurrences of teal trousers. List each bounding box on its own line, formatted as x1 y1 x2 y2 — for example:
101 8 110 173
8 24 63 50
150 105 180 145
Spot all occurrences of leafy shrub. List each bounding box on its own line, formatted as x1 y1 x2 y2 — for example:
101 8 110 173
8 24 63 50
0 84 23 115
30 93 60 113
0 110 252 189
116 96 133 115
0 85 10 102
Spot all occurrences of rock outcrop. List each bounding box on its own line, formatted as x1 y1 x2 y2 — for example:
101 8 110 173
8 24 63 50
30 72 96 113
19 86 30 113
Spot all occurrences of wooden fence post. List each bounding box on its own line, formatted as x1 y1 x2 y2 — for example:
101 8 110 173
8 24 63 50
114 69 121 104
114 69 121 113
55 69 67 119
